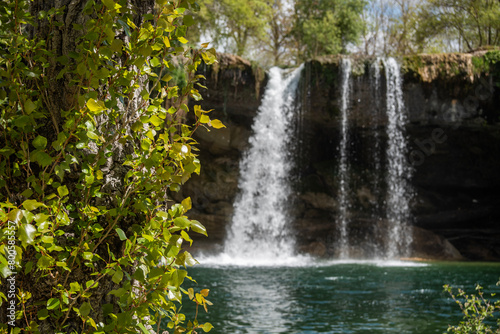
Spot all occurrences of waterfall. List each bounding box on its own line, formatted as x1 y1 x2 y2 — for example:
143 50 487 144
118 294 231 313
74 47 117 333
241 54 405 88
370 58 383 218
222 65 304 264
368 58 384 257
336 58 352 259
197 58 413 264
333 57 413 260
383 58 413 258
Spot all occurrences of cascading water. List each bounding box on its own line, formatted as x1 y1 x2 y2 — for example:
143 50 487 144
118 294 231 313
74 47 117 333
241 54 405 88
383 57 413 258
368 58 384 257
333 57 413 259
336 58 352 259
369 58 383 218
200 57 413 264
221 65 304 264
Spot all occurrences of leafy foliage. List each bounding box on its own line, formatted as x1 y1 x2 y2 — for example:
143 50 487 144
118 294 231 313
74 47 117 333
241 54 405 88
188 0 500 63
0 0 222 332
445 281 500 333
292 0 367 60
192 0 367 64
472 50 500 76
417 0 500 52
192 0 271 57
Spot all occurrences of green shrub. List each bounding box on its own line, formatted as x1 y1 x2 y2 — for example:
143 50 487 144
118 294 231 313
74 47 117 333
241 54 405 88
0 0 221 332
444 281 500 334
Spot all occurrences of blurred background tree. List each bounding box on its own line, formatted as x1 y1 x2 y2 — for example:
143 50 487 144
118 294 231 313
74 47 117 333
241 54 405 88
189 0 500 64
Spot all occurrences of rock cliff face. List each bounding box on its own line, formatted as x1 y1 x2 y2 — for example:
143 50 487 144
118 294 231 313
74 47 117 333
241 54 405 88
181 52 500 261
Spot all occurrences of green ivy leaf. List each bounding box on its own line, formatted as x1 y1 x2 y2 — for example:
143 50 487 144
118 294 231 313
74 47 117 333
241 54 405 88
115 228 127 241
79 302 91 317
150 56 161 67
86 280 96 289
0 146 15 157
47 298 60 310
22 199 45 211
13 115 31 128
24 261 33 275
57 185 69 197
202 322 214 332
7 210 22 226
87 131 100 141
181 197 192 211
210 119 226 129
32 135 47 149
0 255 12 278
182 251 197 266
190 220 207 236
34 151 53 167
34 213 50 225
108 288 126 297
70 282 81 293
37 255 54 269
86 99 106 113
41 235 54 244
173 217 190 229
180 230 193 246
21 188 33 198
199 115 210 124
110 39 123 53
150 114 163 127
19 224 37 245
24 99 37 114
112 269 123 284
37 308 49 320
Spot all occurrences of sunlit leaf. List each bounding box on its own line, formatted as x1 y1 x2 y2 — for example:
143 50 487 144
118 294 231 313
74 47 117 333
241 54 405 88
57 185 69 197
202 322 214 332
19 224 37 245
22 199 45 211
210 119 226 129
190 220 207 236
86 99 106 113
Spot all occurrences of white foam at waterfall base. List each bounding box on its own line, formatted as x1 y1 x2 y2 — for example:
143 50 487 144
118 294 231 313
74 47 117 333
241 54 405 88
199 65 307 267
195 252 312 267
195 255 427 268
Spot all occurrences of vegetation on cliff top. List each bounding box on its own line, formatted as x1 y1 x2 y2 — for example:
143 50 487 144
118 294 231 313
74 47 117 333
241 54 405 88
186 0 500 66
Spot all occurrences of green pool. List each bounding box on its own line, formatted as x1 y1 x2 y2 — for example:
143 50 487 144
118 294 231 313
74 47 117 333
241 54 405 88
175 260 500 334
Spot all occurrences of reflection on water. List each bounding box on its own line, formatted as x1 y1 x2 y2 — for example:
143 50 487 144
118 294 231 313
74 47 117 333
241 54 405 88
223 270 292 333
179 262 500 334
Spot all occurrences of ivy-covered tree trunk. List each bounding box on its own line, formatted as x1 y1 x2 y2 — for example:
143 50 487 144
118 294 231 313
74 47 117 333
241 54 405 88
18 3 154 332
0 0 218 333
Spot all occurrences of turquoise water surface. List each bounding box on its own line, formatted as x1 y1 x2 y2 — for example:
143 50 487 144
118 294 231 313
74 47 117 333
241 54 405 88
179 261 500 334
